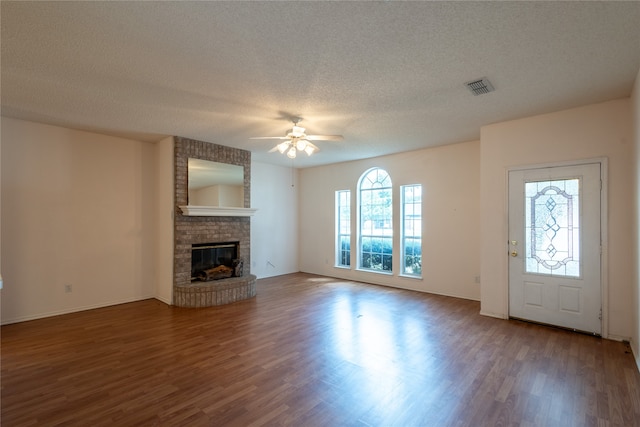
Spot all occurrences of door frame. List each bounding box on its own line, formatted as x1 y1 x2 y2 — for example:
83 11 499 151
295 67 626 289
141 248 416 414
506 157 609 338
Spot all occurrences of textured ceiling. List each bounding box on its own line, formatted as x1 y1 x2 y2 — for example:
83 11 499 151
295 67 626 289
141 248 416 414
2 1 639 168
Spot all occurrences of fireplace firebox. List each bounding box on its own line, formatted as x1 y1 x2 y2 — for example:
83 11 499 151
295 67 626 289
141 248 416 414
191 242 239 281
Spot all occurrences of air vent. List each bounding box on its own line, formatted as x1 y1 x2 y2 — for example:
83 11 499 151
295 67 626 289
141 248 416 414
465 78 495 96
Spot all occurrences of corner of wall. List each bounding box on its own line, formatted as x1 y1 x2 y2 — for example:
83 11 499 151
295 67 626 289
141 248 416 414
154 136 175 304
631 66 640 364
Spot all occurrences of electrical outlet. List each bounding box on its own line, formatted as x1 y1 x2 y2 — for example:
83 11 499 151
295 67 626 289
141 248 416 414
64 284 73 293
474 276 481 284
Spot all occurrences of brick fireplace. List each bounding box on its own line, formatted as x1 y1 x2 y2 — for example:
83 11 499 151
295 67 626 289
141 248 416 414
173 136 256 307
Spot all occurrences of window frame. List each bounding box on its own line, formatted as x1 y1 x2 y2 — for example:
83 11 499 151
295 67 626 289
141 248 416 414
401 184 423 278
357 168 393 273
335 190 351 268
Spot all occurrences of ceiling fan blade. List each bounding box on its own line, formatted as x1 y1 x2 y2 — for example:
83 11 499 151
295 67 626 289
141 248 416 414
268 145 280 153
306 134 344 141
250 136 289 140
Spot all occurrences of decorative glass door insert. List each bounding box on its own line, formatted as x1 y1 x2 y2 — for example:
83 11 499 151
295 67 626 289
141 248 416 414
525 179 580 277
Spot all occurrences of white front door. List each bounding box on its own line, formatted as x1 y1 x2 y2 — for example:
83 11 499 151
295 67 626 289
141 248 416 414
508 163 602 335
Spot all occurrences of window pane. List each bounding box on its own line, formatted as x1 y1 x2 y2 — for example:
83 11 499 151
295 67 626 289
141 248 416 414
336 190 351 267
524 179 580 277
402 184 422 276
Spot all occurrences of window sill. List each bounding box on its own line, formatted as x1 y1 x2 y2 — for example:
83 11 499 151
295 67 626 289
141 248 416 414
355 268 393 276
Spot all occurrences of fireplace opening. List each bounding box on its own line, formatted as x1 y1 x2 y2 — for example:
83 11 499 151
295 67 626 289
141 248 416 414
191 242 240 282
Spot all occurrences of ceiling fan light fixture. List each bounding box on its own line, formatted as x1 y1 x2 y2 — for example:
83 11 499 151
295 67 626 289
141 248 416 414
277 142 289 153
252 118 343 159
304 145 315 156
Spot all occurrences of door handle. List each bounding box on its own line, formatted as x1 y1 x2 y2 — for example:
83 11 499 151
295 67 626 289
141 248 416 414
510 250 518 257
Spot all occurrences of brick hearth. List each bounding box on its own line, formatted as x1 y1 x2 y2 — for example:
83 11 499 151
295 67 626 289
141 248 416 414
174 274 257 308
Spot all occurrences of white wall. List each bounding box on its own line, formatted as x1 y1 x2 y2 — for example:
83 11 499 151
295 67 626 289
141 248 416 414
298 141 481 301
632 67 640 363
480 98 634 340
0 119 3 292
154 136 174 304
250 161 299 278
0 117 159 324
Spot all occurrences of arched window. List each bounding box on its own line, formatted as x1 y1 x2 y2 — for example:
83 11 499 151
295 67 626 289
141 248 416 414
358 168 393 272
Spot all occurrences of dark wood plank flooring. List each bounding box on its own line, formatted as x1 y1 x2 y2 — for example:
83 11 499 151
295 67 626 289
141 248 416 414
2 273 640 426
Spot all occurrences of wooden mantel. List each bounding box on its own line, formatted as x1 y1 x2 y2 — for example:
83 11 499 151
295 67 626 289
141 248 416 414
178 205 257 217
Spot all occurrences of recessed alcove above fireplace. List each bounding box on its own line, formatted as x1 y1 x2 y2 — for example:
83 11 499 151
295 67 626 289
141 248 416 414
173 136 256 308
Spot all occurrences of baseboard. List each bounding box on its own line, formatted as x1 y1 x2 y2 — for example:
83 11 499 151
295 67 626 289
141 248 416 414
479 310 508 320
154 295 172 305
624 339 640 374
304 270 482 302
607 333 632 343
1 295 155 325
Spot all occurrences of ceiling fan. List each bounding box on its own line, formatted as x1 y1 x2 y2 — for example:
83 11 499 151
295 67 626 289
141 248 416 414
250 119 344 159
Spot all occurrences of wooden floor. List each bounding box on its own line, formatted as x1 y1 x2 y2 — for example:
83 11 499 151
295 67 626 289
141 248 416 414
2 273 640 426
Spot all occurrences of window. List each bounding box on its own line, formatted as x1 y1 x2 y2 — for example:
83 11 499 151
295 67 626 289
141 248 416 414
401 184 422 276
358 168 393 272
525 179 580 277
336 190 351 267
